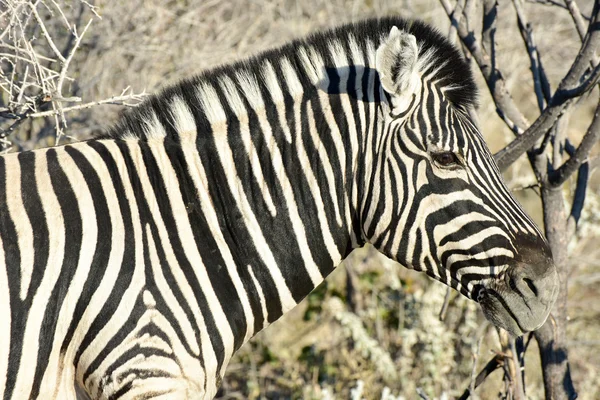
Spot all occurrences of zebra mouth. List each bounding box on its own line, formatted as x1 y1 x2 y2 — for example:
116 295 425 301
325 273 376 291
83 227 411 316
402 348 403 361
476 278 556 336
477 287 527 336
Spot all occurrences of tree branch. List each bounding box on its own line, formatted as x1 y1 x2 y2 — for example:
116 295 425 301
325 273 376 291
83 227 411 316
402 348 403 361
27 91 148 118
457 354 503 400
565 0 592 44
556 61 600 100
513 0 551 110
28 2 66 63
448 0 466 44
56 18 93 97
567 158 588 234
494 1 600 170
533 317 578 400
550 98 600 187
440 0 530 136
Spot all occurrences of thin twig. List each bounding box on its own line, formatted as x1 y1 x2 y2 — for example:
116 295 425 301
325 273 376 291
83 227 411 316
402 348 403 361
440 0 530 137
56 18 93 96
550 99 600 187
566 0 590 42
28 2 66 62
27 92 148 118
448 0 466 44
494 0 600 171
438 287 452 321
512 0 551 110
458 354 504 400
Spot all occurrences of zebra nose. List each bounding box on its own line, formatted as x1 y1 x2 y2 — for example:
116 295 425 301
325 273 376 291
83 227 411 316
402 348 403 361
506 264 557 305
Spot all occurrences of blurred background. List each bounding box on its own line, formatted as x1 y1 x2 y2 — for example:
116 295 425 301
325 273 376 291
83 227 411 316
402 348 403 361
1 0 599 398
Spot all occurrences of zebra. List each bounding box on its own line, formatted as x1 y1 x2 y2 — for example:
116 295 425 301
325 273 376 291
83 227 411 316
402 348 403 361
0 16 558 400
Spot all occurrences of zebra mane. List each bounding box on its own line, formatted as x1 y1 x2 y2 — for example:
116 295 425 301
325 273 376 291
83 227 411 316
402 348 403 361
102 16 477 141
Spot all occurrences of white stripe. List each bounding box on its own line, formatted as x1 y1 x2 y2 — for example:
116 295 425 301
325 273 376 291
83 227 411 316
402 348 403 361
12 149 65 399
197 83 298 314
306 68 344 228
330 38 360 231
171 96 256 343
142 227 205 393
247 265 268 330
303 103 342 262
138 137 228 362
347 34 364 244
0 234 9 400
433 212 495 246
359 40 379 229
38 146 99 397
78 142 146 397
388 147 416 256
261 61 292 143
2 155 34 300
237 71 326 287
64 142 126 371
143 111 167 139
220 75 277 218
297 46 321 85
280 57 304 99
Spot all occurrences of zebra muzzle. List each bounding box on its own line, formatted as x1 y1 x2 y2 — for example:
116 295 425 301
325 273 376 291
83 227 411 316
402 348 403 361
478 247 559 336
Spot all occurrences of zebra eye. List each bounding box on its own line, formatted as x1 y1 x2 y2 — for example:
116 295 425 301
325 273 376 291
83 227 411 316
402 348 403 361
431 151 461 167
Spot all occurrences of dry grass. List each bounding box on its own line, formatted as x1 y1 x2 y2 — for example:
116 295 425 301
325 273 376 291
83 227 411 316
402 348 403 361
1 0 599 398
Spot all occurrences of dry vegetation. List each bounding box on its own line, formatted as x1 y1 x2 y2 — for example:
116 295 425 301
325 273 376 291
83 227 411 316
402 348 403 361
1 0 599 399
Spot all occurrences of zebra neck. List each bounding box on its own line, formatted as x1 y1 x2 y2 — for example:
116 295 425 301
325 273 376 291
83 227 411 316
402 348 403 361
114 125 356 340
101 41 382 342
176 59 378 340
184 106 359 324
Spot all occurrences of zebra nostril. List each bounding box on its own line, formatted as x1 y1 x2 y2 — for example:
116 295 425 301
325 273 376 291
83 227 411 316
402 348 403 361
523 277 537 297
505 270 538 298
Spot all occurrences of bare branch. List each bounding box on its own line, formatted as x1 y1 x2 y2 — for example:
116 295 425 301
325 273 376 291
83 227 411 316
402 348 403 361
566 0 590 42
512 0 551 110
533 317 578 400
556 61 600 100
56 18 93 96
448 0 466 44
49 0 72 31
482 0 497 65
26 91 148 118
458 354 503 400
494 1 600 170
77 0 102 19
28 2 66 63
550 99 600 187
440 0 530 136
438 287 452 321
567 158 589 234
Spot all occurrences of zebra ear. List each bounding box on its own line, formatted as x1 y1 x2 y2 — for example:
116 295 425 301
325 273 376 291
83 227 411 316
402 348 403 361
376 26 420 114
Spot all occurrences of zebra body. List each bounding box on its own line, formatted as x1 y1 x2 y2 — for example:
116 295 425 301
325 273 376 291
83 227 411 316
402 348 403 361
0 17 558 399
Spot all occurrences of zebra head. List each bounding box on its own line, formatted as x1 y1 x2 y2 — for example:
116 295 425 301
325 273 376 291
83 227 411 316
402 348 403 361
364 24 559 335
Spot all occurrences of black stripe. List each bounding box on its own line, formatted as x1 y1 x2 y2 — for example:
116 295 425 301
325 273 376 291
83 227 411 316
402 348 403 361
18 151 50 301
58 146 112 355
77 141 148 381
30 148 84 398
132 140 211 361
1 155 24 400
163 135 250 352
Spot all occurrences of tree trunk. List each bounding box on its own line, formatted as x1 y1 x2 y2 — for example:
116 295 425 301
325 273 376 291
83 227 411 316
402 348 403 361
536 186 577 400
